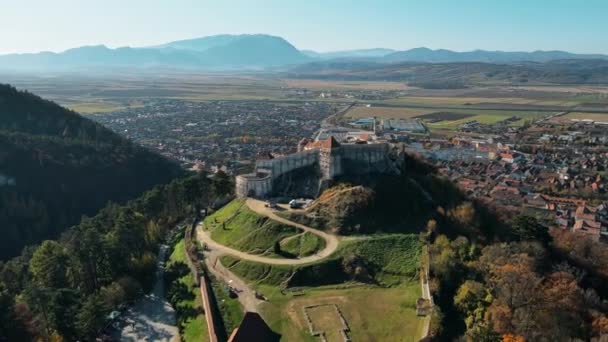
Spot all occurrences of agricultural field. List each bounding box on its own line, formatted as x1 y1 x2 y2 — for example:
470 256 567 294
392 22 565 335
424 110 552 130
282 79 410 90
414 112 474 121
344 104 553 130
383 95 582 107
558 112 608 122
345 106 430 119
65 100 145 114
204 200 320 257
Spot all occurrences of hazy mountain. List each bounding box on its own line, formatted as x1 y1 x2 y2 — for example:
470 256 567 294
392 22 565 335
2 34 607 72
151 34 243 51
383 47 608 63
0 34 310 71
303 48 396 59
194 34 310 67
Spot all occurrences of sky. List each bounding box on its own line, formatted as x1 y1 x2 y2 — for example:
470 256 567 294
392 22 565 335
1 0 607 55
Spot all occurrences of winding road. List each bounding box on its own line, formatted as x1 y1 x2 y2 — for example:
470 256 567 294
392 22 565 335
196 198 339 266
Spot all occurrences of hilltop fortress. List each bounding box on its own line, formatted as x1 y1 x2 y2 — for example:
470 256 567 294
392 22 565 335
236 133 398 198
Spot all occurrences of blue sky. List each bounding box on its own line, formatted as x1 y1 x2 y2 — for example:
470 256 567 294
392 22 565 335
2 0 607 54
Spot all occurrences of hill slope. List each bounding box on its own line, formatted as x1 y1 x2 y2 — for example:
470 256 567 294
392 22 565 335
0 84 182 259
287 59 608 85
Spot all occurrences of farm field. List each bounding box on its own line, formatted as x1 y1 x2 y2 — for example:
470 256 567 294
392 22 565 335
559 112 608 122
425 110 552 129
382 96 582 107
66 101 145 113
345 106 431 119
282 79 410 90
344 104 553 130
258 283 424 342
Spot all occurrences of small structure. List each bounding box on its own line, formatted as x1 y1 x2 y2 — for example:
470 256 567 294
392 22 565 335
228 312 281 342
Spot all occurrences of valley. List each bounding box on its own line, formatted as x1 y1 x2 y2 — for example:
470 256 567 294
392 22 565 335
3 1 608 341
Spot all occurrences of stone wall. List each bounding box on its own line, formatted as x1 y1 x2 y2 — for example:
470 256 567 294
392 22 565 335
258 150 319 181
235 172 272 198
236 143 393 198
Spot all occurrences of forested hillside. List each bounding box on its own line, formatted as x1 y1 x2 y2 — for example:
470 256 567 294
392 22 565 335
0 172 232 341
0 84 182 259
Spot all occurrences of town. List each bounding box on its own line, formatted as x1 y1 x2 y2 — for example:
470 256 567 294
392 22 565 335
93 96 608 242
407 115 608 240
91 99 337 173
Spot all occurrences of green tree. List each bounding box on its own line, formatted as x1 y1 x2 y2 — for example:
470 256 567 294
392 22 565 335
467 324 501 342
29 241 70 289
0 283 30 341
76 294 105 339
212 170 233 197
512 215 550 245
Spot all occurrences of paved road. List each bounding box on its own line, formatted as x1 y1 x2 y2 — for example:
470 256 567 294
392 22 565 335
196 198 339 266
115 245 179 342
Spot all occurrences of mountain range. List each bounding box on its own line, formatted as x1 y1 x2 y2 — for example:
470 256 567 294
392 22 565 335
1 34 607 71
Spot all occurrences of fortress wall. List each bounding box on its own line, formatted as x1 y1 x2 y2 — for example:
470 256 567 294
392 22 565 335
256 150 319 181
235 173 272 198
237 143 393 198
339 143 390 175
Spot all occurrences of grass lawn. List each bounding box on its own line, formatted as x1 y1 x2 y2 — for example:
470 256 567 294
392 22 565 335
258 283 424 342
168 240 209 342
210 280 244 334
280 232 326 258
221 234 421 288
204 200 305 256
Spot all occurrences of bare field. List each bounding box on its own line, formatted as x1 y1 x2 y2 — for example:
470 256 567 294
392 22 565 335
345 105 550 130
384 96 580 107
345 106 433 119
508 85 608 94
415 112 475 121
556 112 608 122
283 79 410 90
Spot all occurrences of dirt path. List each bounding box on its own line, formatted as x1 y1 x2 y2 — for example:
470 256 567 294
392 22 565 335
196 198 339 266
116 244 179 342
203 248 263 313
419 248 433 341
